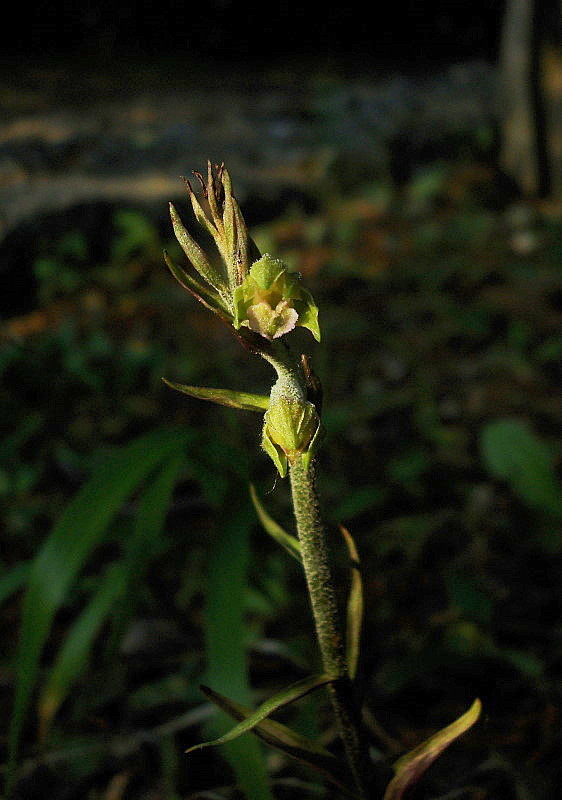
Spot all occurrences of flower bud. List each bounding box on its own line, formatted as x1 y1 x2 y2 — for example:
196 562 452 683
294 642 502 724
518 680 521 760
233 255 320 342
262 396 321 477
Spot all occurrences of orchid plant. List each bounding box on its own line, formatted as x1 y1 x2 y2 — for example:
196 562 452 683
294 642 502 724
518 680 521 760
164 164 481 799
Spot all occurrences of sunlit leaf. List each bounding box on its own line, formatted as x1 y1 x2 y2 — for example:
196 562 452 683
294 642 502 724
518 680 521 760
383 699 482 800
187 674 334 754
163 379 269 413
7 427 191 794
250 484 302 562
201 685 357 797
339 526 363 680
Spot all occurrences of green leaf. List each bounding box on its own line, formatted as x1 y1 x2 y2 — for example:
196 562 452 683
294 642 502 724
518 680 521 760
204 494 273 800
37 451 185 740
121 451 185 602
481 418 561 518
0 562 30 608
383 699 482 800
339 526 363 681
7 427 191 794
38 562 127 741
187 674 334 754
201 685 357 798
162 378 269 412
249 484 302 562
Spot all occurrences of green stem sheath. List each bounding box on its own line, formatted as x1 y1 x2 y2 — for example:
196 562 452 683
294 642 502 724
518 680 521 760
289 456 370 798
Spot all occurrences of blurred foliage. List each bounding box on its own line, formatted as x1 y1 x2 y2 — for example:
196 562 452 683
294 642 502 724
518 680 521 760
1 158 561 799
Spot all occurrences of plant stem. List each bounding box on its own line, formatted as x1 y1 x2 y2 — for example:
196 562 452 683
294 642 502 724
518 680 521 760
289 456 371 798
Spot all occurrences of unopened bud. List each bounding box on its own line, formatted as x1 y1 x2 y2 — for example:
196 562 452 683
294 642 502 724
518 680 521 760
262 396 321 477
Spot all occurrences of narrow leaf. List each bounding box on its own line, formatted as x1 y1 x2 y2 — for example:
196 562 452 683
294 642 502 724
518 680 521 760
0 562 30 608
38 562 127 741
201 685 357 798
169 203 228 294
205 493 273 800
163 379 269 412
7 427 191 793
383 699 482 800
122 451 185 597
186 674 334 754
249 484 302 562
38 451 185 741
339 525 363 680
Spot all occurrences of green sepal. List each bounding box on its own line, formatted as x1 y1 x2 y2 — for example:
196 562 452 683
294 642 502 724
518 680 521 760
339 526 363 681
249 484 302 562
383 699 482 800
300 419 325 471
201 685 358 798
162 379 269 412
250 255 287 290
262 428 288 477
186 673 334 755
169 203 229 296
163 251 231 320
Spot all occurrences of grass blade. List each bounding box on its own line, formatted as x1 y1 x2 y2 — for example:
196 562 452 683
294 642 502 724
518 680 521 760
187 674 333 754
0 563 30 608
7 426 190 794
37 562 127 741
339 525 363 680
37 451 185 741
250 484 302 562
204 494 273 800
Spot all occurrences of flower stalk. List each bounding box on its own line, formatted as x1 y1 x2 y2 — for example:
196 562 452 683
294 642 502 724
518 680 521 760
289 455 370 798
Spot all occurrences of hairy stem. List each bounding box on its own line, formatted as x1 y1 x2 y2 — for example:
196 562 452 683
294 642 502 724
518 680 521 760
289 456 370 798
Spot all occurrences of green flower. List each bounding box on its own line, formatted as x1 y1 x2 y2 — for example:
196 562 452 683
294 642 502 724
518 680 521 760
233 255 320 342
262 396 322 477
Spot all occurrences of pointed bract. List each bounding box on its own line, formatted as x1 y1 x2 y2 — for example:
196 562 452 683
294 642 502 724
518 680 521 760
169 203 228 297
250 484 302 562
339 526 363 681
383 699 482 800
162 380 269 412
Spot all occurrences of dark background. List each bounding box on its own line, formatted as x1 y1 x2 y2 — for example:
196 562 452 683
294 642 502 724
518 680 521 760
4 1 505 63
